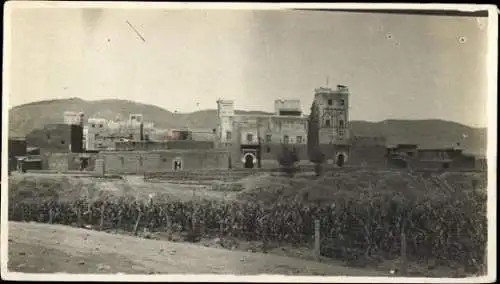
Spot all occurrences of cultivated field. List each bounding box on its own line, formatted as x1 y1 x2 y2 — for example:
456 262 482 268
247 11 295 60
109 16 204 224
6 168 488 277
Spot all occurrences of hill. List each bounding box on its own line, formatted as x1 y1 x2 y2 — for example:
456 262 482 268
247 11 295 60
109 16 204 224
8 98 487 156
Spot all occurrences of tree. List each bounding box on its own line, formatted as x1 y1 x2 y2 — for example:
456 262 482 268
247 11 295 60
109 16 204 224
307 101 325 176
277 144 299 177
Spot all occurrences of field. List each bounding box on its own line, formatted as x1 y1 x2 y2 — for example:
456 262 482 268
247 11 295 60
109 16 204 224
6 168 488 277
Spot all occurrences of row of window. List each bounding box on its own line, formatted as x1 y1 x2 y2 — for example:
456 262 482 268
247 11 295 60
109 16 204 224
225 131 304 144
327 99 346 106
324 119 345 129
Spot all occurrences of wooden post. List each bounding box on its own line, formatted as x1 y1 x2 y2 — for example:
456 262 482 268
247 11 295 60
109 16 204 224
88 202 92 223
49 208 54 224
314 219 320 260
117 210 123 229
166 213 172 240
133 211 142 236
76 207 82 228
400 230 408 275
99 204 105 231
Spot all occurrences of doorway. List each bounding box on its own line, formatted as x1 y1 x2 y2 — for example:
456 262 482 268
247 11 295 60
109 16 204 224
173 159 183 171
244 154 254 169
336 154 345 167
79 157 89 171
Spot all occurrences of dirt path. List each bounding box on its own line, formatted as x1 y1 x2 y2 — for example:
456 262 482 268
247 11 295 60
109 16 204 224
7 222 390 276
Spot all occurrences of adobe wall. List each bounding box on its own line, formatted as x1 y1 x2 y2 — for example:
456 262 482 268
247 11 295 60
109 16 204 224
46 152 98 171
115 141 169 151
98 150 229 174
166 140 215 150
26 124 83 153
451 154 477 170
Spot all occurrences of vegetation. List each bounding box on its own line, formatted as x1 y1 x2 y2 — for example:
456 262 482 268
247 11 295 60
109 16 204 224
8 173 488 276
307 101 325 176
277 145 299 177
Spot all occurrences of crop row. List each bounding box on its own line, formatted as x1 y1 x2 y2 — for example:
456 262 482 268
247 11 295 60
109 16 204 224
8 189 487 273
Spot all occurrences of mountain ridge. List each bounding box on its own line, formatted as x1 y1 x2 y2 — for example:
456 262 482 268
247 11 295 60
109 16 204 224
8 98 487 156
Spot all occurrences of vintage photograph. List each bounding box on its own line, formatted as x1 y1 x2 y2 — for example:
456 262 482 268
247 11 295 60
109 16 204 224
1 1 497 282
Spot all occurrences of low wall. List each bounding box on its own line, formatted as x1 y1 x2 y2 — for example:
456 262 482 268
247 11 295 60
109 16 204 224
98 149 229 175
46 153 98 172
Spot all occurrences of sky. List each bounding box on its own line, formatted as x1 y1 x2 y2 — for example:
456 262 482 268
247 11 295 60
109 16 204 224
6 7 490 127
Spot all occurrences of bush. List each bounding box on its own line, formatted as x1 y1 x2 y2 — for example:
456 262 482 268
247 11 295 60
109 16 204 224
277 145 299 177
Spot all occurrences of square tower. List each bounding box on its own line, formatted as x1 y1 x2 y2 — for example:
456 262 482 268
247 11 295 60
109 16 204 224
216 99 235 144
313 85 350 144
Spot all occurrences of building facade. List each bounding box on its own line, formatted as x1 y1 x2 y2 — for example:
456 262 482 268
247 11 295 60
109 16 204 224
26 124 84 154
216 98 309 168
314 85 351 166
83 113 157 151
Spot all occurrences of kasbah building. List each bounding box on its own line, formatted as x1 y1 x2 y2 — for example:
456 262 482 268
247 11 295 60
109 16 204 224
9 83 481 175
216 85 350 169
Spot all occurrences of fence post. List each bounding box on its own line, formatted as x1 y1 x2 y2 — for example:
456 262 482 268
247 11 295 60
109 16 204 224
133 211 142 236
400 229 408 275
166 213 172 240
49 208 54 224
314 219 320 260
99 203 105 231
76 207 82 228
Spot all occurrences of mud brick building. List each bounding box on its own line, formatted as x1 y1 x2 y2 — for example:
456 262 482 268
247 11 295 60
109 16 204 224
386 144 478 170
215 85 353 169
26 124 84 154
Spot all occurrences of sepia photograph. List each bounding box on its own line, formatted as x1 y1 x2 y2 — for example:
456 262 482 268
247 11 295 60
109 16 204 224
1 1 497 282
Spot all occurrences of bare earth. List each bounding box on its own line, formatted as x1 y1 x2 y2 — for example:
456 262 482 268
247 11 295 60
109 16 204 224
8 221 390 276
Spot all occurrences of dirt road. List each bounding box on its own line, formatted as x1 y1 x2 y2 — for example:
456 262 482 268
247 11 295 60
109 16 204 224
7 222 389 276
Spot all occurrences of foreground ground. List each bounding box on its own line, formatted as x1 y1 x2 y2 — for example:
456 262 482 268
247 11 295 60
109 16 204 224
8 221 389 276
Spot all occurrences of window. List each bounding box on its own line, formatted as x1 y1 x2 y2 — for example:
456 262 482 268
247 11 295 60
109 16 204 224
120 156 125 165
46 134 51 139
296 136 303 144
338 120 345 136
246 133 254 143
283 135 289 144
325 119 331 127
95 133 100 138
60 140 65 145
265 134 272 142
407 151 414 157
226 131 232 141
92 124 96 128
267 146 271 153
340 99 345 106
328 99 333 105
99 124 103 128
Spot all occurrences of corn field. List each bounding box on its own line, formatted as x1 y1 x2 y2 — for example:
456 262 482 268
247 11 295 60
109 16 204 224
8 176 487 274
